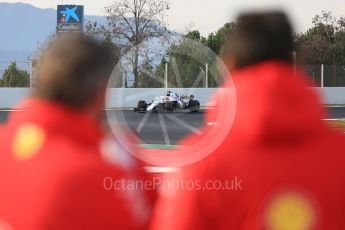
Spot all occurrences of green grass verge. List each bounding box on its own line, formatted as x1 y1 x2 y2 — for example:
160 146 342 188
327 120 345 132
138 144 177 149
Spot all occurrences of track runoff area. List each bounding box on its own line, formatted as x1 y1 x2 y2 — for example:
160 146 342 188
1 107 345 147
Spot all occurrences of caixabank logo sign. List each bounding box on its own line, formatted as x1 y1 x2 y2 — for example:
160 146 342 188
57 5 84 33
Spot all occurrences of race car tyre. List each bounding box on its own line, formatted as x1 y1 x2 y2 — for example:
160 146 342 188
137 100 147 113
172 101 178 110
188 100 200 112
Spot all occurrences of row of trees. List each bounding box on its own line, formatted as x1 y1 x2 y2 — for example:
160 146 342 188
151 23 237 88
0 62 29 87
149 11 345 88
83 0 240 88
295 12 345 86
296 11 345 65
86 0 344 88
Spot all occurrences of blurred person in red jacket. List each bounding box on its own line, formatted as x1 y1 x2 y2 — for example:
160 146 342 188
0 34 155 230
151 12 345 230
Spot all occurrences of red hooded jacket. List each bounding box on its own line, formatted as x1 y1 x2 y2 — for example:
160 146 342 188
151 61 345 230
0 99 155 230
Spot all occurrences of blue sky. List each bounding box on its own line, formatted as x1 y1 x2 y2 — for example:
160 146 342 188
1 0 344 35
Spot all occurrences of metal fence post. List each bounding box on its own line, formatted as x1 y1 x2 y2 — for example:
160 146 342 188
29 61 33 88
321 64 324 88
164 62 168 88
205 63 208 88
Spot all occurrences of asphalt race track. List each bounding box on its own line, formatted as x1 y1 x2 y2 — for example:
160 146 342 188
107 110 205 145
1 107 345 145
326 107 345 119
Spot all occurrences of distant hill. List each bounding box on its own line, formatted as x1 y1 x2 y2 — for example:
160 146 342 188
0 2 108 53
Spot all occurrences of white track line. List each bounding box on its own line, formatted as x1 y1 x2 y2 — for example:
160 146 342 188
144 167 179 173
158 114 171 145
136 111 151 133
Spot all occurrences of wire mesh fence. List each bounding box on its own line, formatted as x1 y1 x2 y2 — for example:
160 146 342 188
324 65 345 87
0 61 345 88
303 65 322 87
302 65 345 87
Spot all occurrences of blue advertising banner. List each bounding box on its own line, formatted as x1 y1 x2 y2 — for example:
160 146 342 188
57 5 84 33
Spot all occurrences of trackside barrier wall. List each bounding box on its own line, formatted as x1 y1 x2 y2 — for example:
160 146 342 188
0 87 345 109
105 88 217 108
315 87 345 105
0 88 31 109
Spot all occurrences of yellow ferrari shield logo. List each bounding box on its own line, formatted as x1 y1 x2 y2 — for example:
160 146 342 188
12 124 45 161
264 190 317 230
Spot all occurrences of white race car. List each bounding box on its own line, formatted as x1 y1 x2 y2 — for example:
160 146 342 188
134 91 200 113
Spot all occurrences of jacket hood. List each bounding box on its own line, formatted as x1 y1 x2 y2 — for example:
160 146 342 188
221 61 327 145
